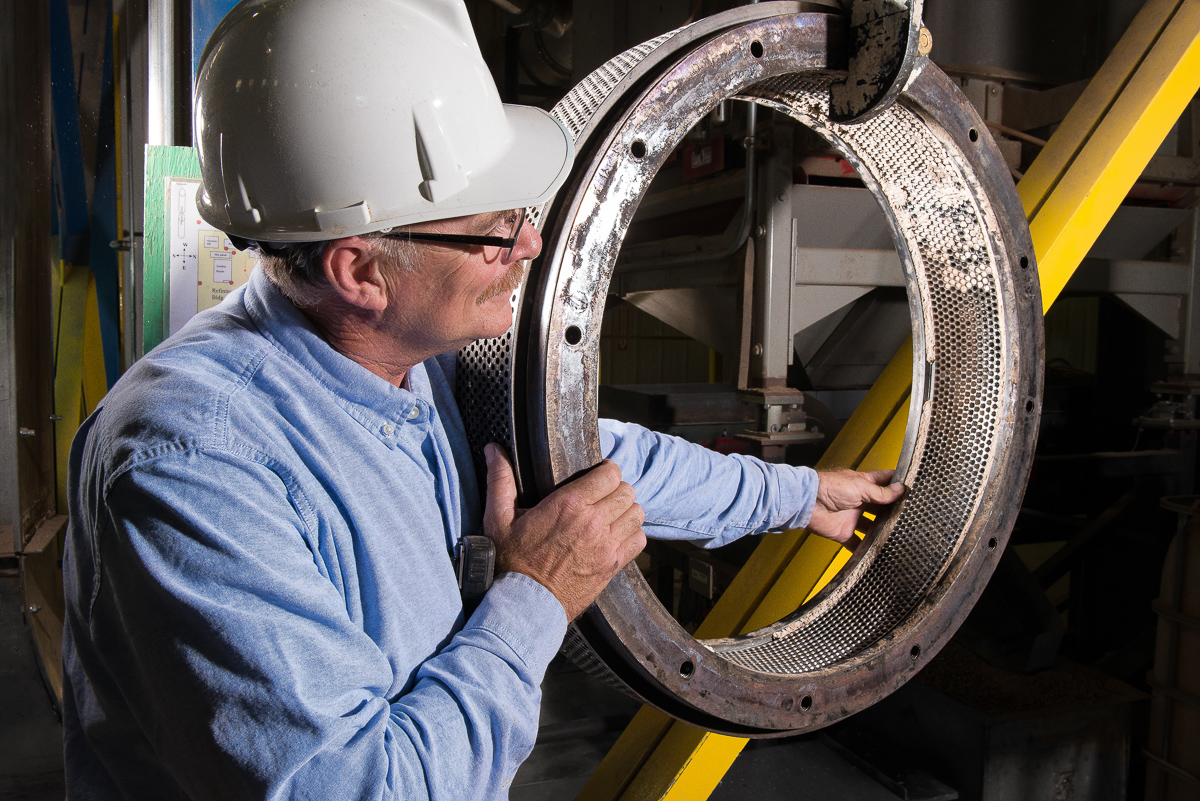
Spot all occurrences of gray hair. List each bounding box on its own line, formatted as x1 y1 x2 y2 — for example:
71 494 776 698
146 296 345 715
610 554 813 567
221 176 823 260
256 234 417 308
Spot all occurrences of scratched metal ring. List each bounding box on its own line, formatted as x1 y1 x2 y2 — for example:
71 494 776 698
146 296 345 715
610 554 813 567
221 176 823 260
457 5 1043 736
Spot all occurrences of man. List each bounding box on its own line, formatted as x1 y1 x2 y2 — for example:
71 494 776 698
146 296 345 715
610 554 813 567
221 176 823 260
62 1 904 798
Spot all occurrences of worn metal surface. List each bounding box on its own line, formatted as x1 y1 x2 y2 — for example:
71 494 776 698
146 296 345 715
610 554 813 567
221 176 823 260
457 1 803 502
829 0 925 124
458 7 1041 736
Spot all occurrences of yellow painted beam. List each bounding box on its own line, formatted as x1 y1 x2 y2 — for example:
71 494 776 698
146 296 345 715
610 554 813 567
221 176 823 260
83 272 109 415
1019 0 1185 219
1029 0 1200 310
582 4 1200 797
689 338 913 643
54 262 90 512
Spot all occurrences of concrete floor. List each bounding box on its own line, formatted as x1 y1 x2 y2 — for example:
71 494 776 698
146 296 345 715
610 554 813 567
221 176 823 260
0 577 65 800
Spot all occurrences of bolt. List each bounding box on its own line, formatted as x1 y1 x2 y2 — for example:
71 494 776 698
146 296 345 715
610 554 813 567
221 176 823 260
770 424 780 432
917 26 933 56
17 427 34 437
49 415 62 421
27 605 40 614
756 225 767 238
753 343 763 357
776 192 787 203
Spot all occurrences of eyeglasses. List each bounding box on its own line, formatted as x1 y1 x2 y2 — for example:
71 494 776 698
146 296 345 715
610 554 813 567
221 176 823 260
380 210 526 261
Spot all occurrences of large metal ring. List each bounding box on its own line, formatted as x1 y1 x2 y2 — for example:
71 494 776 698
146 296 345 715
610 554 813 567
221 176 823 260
458 4 1042 736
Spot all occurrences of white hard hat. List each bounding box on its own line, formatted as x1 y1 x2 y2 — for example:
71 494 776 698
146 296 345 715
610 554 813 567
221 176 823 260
193 0 575 242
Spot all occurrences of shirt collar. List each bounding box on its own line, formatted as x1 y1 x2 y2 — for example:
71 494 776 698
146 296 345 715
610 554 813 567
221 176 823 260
241 268 430 440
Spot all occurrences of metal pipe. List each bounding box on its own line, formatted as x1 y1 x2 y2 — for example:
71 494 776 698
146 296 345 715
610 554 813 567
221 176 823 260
147 0 174 145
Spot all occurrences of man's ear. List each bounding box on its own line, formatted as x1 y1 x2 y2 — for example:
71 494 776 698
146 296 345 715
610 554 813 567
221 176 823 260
323 237 388 312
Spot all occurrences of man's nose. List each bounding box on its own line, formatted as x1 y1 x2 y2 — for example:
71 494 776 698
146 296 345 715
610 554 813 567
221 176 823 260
505 218 541 263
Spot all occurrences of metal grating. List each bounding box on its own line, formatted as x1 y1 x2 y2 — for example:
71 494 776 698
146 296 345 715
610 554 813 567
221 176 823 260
456 27 687 487
454 8 1038 734
716 75 1004 673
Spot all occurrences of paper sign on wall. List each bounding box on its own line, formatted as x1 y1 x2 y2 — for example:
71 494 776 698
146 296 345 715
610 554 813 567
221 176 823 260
166 179 257 337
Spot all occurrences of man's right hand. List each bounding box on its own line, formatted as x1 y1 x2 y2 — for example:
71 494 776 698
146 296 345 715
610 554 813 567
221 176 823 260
482 443 646 621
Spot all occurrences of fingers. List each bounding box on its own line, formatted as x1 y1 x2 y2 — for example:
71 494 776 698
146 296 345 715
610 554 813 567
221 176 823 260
483 443 518 535
558 459 624 504
590 479 640 526
862 477 906 505
609 503 647 573
862 469 896 486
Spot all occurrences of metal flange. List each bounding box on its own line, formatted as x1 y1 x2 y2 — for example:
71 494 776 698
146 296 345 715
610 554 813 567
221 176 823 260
458 5 1042 736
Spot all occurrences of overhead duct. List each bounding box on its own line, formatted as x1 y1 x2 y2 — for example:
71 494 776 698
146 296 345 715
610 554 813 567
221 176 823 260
458 2 1043 736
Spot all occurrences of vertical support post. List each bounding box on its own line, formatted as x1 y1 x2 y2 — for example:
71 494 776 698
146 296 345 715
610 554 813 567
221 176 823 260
146 0 173 147
147 0 190 147
0 0 55 551
0 0 15 556
1183 208 1200 375
122 0 148 360
751 120 794 388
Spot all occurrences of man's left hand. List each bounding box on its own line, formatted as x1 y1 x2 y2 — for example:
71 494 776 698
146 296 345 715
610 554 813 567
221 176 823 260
807 469 906 545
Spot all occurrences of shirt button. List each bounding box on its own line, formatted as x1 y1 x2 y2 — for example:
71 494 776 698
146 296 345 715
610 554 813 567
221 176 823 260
382 424 395 435
407 405 421 420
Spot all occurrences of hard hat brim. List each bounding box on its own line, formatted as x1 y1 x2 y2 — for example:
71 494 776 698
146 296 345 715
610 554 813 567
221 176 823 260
199 105 575 243
390 104 576 229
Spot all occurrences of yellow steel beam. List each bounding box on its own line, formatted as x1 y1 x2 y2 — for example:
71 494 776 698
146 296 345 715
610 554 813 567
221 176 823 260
83 272 109 415
1026 0 1200 310
581 3 1200 798
54 262 90 513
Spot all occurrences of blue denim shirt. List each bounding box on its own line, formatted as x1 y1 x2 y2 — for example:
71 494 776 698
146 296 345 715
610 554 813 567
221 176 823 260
62 269 818 800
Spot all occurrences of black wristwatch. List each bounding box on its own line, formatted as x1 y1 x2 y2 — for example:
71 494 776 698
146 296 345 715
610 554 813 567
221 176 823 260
455 534 495 604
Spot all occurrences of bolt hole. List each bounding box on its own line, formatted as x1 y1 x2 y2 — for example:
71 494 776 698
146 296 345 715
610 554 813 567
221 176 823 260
1019 255 1029 270
750 40 764 58
781 697 794 711
988 537 998 550
910 644 922 661
800 695 813 711
630 140 647 160
680 660 694 679
564 325 582 346
1025 399 1035 413
968 128 979 142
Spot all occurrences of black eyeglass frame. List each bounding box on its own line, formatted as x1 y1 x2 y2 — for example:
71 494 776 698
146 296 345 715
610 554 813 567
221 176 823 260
380 214 526 260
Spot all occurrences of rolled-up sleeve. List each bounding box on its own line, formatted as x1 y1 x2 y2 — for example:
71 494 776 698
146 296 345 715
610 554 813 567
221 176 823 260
598 418 818 548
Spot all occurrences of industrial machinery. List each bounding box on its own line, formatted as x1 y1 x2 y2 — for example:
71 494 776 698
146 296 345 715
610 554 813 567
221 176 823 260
458 3 1044 736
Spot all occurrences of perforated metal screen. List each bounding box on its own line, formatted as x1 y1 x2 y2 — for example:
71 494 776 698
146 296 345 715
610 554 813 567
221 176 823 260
456 7 1041 735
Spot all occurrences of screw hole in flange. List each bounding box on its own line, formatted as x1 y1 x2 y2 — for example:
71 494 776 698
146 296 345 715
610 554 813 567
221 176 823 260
968 128 979 142
630 140 647 159
680 660 694 679
750 40 764 58
988 537 998 550
1019 255 1029 269
1025 399 1035 413
800 695 813 711
910 644 922 661
564 325 582 346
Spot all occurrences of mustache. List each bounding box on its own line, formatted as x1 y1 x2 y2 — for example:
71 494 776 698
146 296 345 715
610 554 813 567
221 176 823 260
476 260 526 305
